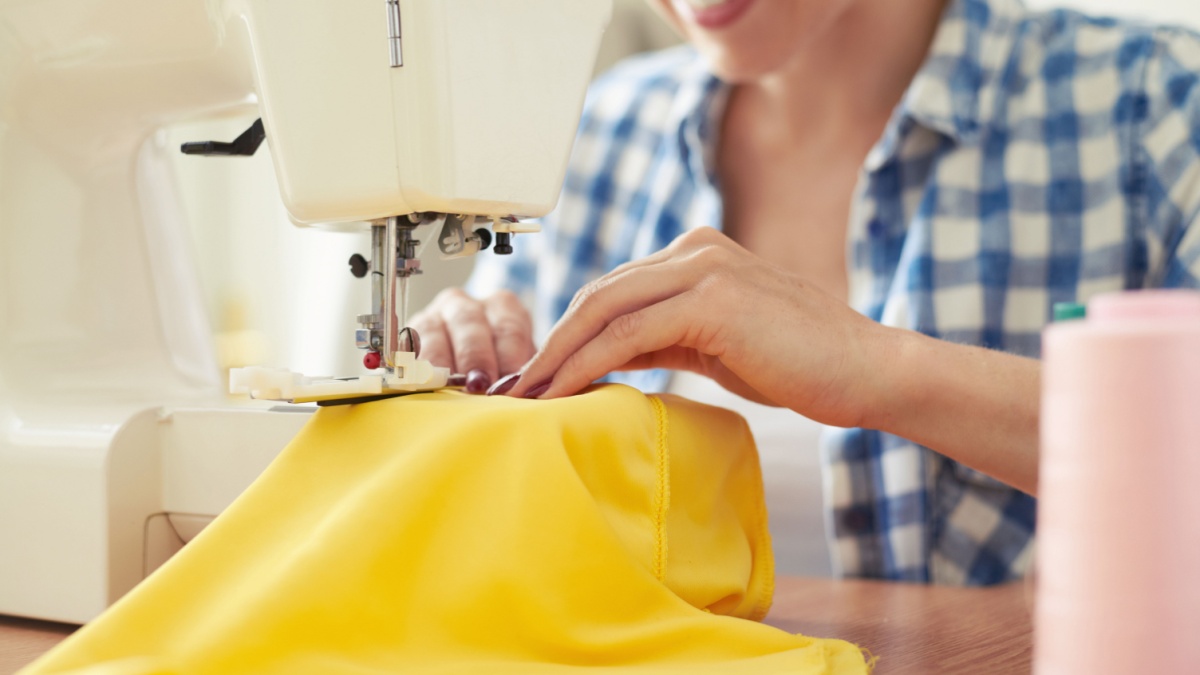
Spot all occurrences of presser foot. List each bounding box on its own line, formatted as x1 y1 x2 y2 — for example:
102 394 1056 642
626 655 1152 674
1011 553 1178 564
314 374 470 407
230 352 454 404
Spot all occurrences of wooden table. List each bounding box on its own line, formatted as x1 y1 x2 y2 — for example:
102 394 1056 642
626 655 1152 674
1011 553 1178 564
767 577 1032 673
0 576 1031 674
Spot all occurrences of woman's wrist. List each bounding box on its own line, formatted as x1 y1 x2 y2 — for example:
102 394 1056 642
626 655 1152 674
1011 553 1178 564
853 323 919 433
851 324 1041 493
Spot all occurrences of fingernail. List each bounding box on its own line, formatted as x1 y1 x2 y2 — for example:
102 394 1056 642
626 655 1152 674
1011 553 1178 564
487 373 520 396
524 380 552 399
465 369 491 395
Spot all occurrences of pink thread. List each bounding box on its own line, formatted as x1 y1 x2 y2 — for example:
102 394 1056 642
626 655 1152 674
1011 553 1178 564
1037 290 1200 673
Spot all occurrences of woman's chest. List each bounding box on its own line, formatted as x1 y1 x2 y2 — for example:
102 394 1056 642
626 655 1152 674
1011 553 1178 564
718 151 859 302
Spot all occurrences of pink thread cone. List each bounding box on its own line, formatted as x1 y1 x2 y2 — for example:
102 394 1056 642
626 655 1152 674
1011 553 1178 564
1038 290 1200 674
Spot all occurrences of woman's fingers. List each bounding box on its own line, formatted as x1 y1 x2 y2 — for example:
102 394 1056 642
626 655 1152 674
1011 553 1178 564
411 289 497 392
560 227 727 312
613 345 702 373
434 291 498 391
479 227 873 422
410 288 537 394
484 290 536 376
516 260 709 392
410 309 455 371
512 291 711 398
504 230 748 399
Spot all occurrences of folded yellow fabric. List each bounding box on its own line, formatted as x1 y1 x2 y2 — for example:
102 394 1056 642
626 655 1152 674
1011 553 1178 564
25 385 869 674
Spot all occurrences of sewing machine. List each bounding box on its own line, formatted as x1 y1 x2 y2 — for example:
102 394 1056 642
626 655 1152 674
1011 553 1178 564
0 0 611 623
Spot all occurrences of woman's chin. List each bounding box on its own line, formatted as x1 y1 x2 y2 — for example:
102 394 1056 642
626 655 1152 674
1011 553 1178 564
698 47 789 83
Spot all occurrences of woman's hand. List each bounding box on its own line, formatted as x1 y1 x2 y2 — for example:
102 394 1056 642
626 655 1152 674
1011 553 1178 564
409 288 536 394
469 227 1040 493
495 227 897 429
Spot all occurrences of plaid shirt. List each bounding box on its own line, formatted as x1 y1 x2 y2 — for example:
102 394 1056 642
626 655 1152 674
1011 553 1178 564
468 0 1200 585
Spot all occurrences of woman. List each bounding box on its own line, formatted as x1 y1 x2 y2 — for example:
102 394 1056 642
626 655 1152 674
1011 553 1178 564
412 0 1200 584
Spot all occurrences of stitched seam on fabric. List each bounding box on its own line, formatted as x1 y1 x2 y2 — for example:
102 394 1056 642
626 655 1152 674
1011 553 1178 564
648 395 670 583
749 443 775 623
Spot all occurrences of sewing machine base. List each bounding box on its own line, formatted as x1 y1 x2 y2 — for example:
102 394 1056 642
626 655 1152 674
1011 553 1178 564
0 405 311 624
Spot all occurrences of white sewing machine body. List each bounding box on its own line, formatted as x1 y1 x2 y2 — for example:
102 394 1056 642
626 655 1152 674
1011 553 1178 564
0 0 610 623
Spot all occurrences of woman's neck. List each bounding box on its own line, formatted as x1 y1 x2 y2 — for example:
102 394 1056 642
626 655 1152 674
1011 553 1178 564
731 0 949 153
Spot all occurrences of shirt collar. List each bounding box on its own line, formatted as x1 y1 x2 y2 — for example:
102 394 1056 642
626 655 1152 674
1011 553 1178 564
667 52 728 223
673 54 727 189
867 0 1027 170
672 0 1028 175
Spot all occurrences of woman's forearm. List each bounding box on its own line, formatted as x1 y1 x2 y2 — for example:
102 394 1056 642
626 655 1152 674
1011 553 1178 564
863 328 1042 495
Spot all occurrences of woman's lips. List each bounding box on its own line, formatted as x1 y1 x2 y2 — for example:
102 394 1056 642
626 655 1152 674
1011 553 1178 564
672 0 756 29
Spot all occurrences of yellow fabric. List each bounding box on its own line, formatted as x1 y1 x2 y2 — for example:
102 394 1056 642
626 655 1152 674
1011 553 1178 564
25 385 869 674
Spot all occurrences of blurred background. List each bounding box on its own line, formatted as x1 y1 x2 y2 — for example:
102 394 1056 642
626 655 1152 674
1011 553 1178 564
166 0 1200 379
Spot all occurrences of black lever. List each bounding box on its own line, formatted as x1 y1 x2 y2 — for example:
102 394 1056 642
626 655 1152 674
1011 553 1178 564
181 118 266 157
494 231 514 255
348 254 370 279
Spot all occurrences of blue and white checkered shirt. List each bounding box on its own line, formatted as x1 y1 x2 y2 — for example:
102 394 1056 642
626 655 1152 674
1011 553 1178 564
467 0 1200 585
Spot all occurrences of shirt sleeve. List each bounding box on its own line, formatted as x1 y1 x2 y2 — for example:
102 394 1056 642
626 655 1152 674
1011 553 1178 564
1141 28 1200 288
